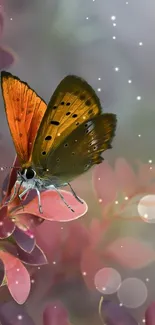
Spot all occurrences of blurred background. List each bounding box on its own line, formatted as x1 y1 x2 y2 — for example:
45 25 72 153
0 0 155 324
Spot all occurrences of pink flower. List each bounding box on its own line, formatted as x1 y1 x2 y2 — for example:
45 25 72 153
0 4 15 69
0 300 71 325
0 156 87 303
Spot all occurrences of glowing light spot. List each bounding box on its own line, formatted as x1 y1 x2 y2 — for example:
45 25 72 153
15 281 19 284
148 160 152 163
98 177 101 181
142 319 145 323
113 23 116 27
117 278 147 308
138 195 155 223
53 261 56 265
137 96 141 100
126 1 129 4
115 200 118 204
10 18 13 21
111 16 116 21
38 267 40 270
86 17 89 20
30 234 34 239
146 278 149 282
31 279 35 283
99 199 102 203
125 196 128 200
114 67 119 71
17 315 23 320
112 36 116 40
139 42 143 46
138 134 141 137
61 227 63 230
58 133 61 136
0 222 3 226
119 303 123 306
128 79 132 84
94 267 122 294
83 271 87 276
17 268 20 272
0 167 4 171
98 77 101 80
97 88 101 92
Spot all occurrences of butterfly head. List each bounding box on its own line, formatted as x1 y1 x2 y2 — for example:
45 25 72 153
17 167 36 182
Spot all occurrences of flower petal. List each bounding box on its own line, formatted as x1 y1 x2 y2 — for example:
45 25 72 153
0 11 4 38
115 158 138 196
2 156 19 203
0 206 15 239
43 301 70 325
0 259 5 285
92 161 117 206
20 190 88 222
104 237 155 269
81 246 104 290
145 301 155 325
100 300 138 325
0 46 15 70
13 213 43 231
13 227 35 253
0 301 35 325
17 244 47 266
0 251 30 304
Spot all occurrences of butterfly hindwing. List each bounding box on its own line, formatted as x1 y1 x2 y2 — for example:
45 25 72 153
32 75 103 168
1 71 47 167
35 113 117 182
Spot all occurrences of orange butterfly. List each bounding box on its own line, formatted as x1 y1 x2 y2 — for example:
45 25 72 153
1 71 117 213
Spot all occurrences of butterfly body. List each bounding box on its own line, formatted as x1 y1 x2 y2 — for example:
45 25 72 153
1 71 117 213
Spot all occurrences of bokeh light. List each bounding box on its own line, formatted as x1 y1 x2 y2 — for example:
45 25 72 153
94 267 121 294
117 278 148 308
138 195 155 223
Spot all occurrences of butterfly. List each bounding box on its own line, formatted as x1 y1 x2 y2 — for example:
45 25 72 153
1 71 117 213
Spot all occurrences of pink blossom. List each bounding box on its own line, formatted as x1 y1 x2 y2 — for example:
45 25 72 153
0 4 15 69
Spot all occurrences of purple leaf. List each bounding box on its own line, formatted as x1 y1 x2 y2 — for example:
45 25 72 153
100 300 138 325
0 259 4 285
0 301 35 325
13 227 35 253
17 244 48 266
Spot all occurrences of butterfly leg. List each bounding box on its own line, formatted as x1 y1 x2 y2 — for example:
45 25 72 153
4 180 19 205
54 186 75 213
34 188 43 214
19 187 30 199
67 183 84 204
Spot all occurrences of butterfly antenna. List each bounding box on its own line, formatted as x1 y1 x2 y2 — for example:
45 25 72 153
67 183 84 204
0 166 20 171
98 296 105 324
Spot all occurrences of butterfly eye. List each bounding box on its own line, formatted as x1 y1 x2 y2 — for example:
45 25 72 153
25 168 36 179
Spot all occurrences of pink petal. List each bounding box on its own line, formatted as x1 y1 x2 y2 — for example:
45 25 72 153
43 301 70 325
115 158 138 196
16 244 47 266
0 251 30 304
13 213 43 231
0 259 5 285
104 237 155 269
0 206 15 239
2 156 20 203
0 12 4 38
81 246 104 290
92 161 117 206
89 218 111 248
145 302 155 325
138 162 155 188
0 46 15 69
13 227 35 253
0 301 35 325
19 190 88 222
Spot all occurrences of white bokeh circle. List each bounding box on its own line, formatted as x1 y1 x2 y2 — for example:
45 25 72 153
138 195 155 223
117 278 147 308
94 267 121 294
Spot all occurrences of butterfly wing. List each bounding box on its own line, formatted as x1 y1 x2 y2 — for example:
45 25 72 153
34 113 117 183
1 71 47 167
32 75 103 169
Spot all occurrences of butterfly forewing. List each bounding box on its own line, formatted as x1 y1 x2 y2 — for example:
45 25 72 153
32 75 103 168
36 113 117 183
1 71 47 167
